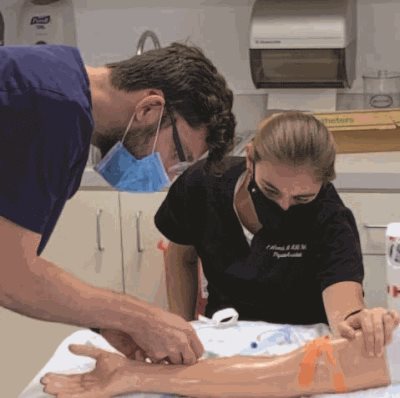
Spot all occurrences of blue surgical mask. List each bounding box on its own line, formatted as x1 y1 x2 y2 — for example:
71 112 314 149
95 106 170 192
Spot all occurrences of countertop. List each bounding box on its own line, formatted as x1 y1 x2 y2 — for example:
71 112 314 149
81 151 400 191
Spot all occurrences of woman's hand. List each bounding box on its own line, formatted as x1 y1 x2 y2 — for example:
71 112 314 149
40 344 142 398
337 307 400 357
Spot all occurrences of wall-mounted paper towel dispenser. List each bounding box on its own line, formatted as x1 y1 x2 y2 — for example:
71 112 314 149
249 0 357 89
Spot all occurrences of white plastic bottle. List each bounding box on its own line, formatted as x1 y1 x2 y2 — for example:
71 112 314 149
386 223 400 312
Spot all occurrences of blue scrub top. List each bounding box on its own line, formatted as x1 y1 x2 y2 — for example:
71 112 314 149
0 45 93 254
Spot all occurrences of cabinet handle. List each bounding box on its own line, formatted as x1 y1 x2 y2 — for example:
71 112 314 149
363 224 387 229
136 211 144 252
96 209 105 251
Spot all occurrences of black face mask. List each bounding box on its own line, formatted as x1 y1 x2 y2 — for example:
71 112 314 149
247 174 320 230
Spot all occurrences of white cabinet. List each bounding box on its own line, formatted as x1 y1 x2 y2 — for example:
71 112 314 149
120 192 168 310
338 192 400 308
42 190 124 292
42 190 169 304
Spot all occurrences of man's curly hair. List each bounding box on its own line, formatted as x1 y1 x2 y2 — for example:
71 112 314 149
106 42 236 172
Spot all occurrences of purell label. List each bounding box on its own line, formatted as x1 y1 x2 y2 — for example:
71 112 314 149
30 15 51 25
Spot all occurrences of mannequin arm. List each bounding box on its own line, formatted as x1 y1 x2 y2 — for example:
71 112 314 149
41 331 391 398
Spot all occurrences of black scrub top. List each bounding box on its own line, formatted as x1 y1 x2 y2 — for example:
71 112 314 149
155 157 364 325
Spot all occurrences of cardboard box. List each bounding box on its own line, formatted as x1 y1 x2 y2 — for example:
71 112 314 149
311 108 400 153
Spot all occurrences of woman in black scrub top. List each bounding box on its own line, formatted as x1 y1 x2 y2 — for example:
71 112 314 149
155 111 399 357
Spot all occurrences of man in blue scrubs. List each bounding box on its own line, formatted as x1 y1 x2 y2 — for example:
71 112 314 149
0 43 236 365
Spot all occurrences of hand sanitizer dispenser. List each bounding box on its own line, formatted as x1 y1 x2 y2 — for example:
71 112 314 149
17 0 76 46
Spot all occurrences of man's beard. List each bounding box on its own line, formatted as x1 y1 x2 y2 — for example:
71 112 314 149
92 122 158 159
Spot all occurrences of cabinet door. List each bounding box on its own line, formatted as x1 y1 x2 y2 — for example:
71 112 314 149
120 192 168 309
41 190 123 292
362 255 388 308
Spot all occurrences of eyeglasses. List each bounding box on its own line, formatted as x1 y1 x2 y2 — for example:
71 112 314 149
165 107 209 176
166 107 192 176
166 107 186 163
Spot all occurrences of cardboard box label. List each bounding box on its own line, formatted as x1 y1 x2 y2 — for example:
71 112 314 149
312 109 400 131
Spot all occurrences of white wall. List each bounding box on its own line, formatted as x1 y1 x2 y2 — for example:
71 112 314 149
74 0 400 94
2 0 400 125
354 0 400 93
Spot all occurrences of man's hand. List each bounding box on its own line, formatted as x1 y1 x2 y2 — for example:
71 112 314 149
100 329 147 361
337 307 400 357
126 306 204 365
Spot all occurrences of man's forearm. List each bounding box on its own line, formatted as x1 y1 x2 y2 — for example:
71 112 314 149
0 256 151 332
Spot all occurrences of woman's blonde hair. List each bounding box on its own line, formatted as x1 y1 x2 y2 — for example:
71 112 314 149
253 111 336 184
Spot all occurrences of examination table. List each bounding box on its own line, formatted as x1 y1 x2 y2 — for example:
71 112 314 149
20 309 400 398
